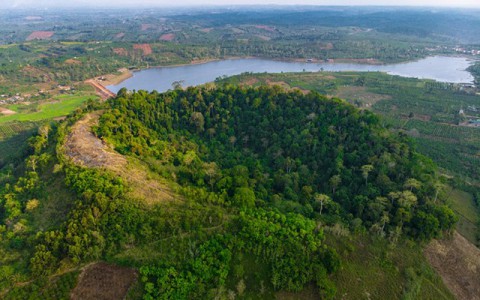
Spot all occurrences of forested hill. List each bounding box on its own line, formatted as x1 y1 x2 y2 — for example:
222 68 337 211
0 85 456 298
97 85 455 241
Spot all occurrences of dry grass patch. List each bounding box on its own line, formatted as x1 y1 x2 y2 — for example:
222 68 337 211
71 262 137 300
425 231 480 300
334 86 391 107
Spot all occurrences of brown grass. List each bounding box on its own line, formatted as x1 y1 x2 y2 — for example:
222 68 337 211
71 262 137 300
424 231 480 300
334 86 391 107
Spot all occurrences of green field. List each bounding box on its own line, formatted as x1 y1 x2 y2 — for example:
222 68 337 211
329 234 454 300
0 94 97 124
446 187 479 244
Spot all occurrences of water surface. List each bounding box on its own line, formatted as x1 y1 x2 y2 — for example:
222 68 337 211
108 56 474 93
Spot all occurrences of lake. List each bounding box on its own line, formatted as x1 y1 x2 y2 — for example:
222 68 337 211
107 56 475 93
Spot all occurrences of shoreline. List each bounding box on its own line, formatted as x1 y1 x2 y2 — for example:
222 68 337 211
93 54 476 91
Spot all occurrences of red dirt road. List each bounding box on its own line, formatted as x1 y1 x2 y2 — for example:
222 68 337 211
85 79 116 100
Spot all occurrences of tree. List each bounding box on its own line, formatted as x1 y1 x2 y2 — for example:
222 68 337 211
404 178 421 192
361 164 374 186
190 112 205 132
314 193 331 215
380 212 390 233
388 190 417 209
329 175 341 194
233 187 256 208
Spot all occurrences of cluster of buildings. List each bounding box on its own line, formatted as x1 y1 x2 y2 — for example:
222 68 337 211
0 94 25 105
453 47 480 55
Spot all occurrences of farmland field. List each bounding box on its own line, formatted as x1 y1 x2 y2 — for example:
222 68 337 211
0 94 97 124
0 122 37 165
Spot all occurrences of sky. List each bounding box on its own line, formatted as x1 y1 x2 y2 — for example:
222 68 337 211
1 0 479 9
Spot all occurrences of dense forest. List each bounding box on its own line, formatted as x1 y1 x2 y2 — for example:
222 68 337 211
0 86 457 298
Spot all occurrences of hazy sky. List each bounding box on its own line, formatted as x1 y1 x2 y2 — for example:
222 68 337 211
1 0 479 9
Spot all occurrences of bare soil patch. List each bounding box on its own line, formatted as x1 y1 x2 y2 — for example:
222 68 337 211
0 107 16 115
65 112 126 169
113 48 128 56
425 231 480 300
159 33 175 41
141 24 154 31
115 32 125 39
65 59 82 65
85 79 116 100
199 27 213 33
65 113 176 204
94 68 132 86
133 44 153 56
26 31 54 41
254 25 275 32
71 262 137 300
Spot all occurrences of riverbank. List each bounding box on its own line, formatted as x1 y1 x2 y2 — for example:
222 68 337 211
95 68 133 86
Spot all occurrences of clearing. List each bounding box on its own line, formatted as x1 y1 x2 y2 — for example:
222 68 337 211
133 43 153 55
64 113 176 204
70 262 137 300
113 47 128 56
159 33 175 41
425 231 480 300
0 107 16 115
334 86 391 108
26 31 54 41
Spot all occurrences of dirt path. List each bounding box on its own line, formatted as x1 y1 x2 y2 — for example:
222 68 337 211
85 79 116 100
64 112 176 203
424 231 480 300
